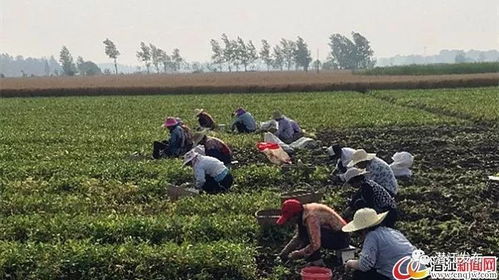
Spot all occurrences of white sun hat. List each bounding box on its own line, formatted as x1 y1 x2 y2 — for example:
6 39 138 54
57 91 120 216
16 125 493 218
343 168 368 183
183 150 199 166
347 149 376 168
342 208 389 232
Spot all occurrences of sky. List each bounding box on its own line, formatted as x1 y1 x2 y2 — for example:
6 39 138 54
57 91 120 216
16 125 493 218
1 0 498 65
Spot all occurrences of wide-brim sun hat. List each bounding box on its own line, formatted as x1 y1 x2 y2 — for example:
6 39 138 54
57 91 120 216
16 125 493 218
347 149 376 168
194 108 204 116
342 208 388 232
272 111 283 119
162 117 179 128
192 130 208 146
343 168 368 184
182 150 199 166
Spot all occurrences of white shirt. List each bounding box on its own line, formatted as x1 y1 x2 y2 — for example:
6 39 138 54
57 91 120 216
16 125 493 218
193 155 227 188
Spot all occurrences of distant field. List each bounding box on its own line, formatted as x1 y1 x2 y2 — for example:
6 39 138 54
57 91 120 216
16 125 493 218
1 71 498 97
359 62 499 75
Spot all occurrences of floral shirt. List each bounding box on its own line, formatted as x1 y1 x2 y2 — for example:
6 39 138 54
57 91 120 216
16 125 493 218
204 136 232 155
282 203 346 258
197 112 216 129
350 180 396 213
366 157 398 196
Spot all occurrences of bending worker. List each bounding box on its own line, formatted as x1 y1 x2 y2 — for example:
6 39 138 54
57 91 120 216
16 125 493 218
276 199 350 266
183 150 233 194
272 111 303 144
194 109 217 130
153 117 192 159
192 130 233 165
231 107 257 133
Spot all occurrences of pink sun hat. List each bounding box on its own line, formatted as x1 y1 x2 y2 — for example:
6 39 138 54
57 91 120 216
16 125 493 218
162 117 178 128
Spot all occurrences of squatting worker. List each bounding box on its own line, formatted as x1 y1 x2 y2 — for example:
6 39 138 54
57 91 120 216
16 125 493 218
342 208 425 280
276 199 350 266
183 150 233 194
194 109 217 130
231 107 257 133
272 111 303 144
192 130 233 165
343 168 397 228
152 117 192 159
328 144 356 181
347 149 398 196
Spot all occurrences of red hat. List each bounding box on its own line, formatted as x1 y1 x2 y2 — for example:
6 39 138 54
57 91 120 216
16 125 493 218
276 199 303 225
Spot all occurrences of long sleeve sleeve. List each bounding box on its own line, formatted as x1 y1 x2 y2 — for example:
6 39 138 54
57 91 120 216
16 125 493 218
359 233 378 272
194 164 206 189
168 128 183 156
294 216 321 257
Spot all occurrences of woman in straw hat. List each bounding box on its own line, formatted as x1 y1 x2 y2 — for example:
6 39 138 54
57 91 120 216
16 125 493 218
153 117 192 159
342 208 421 280
343 168 398 228
272 111 303 144
276 199 350 267
347 149 398 196
182 150 233 194
192 130 232 165
231 107 257 133
194 109 217 130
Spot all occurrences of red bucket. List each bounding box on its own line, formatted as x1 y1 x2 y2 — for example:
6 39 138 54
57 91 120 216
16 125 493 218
300 266 332 280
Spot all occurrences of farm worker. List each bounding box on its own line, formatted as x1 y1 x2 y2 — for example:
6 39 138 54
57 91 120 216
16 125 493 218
328 144 356 180
272 111 303 144
347 149 398 196
192 130 233 165
276 199 350 267
343 168 397 228
183 150 233 194
153 117 192 159
194 109 217 130
231 107 257 133
342 208 425 280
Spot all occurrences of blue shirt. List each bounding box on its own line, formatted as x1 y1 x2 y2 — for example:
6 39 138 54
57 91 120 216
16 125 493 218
168 125 185 156
232 112 257 131
359 227 416 280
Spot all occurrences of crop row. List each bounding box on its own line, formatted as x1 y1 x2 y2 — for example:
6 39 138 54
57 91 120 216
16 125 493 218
359 62 499 75
0 240 257 280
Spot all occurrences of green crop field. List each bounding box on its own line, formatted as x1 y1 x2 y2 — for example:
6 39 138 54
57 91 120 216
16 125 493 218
1 87 498 279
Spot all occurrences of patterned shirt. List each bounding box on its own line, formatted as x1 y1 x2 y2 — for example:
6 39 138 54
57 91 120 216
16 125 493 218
366 157 398 196
197 112 216 129
282 203 346 258
350 180 396 213
359 227 416 280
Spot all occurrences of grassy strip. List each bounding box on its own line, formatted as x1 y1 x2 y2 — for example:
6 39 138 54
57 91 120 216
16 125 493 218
0 240 257 280
359 62 499 75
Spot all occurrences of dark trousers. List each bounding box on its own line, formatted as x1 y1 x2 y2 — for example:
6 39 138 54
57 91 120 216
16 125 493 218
235 122 253 133
206 149 232 165
202 173 233 194
152 141 169 159
353 269 390 280
299 228 350 262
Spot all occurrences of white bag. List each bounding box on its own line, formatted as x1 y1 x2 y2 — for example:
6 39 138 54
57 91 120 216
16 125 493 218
260 120 278 132
390 152 414 177
263 132 294 154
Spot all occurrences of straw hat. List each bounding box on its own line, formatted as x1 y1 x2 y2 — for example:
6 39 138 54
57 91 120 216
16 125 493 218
343 168 368 183
347 149 376 167
192 130 208 146
194 109 204 116
342 208 388 232
272 111 283 120
162 117 179 128
183 150 199 166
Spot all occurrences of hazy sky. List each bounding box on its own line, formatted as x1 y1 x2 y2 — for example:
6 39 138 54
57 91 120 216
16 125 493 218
1 0 498 65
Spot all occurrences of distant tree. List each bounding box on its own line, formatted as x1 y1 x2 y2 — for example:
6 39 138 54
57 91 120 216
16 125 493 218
351 32 375 68
76 56 85 74
245 40 258 71
210 39 224 71
221 34 234 72
103 69 112 75
76 56 102 76
312 59 321 73
294 37 312 71
236 37 257 71
259 40 273 71
150 44 163 73
103 38 120 74
136 42 151 73
43 59 50 76
272 45 284 71
171 48 183 72
280 39 297 70
157 49 172 72
59 46 76 76
455 52 467 63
